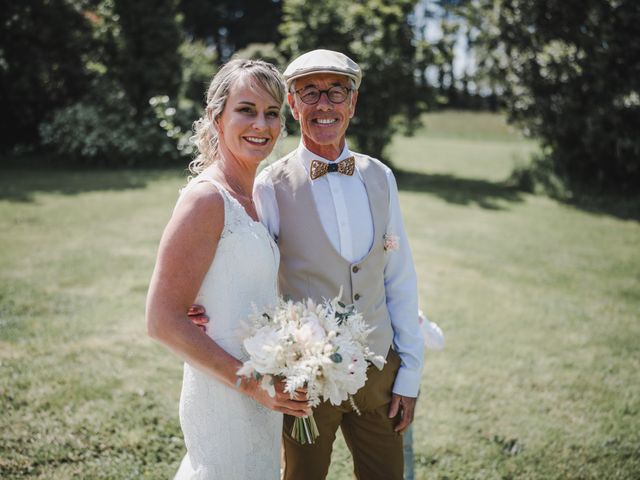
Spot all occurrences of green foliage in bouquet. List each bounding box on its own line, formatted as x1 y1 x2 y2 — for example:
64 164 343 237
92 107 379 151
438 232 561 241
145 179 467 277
238 294 385 444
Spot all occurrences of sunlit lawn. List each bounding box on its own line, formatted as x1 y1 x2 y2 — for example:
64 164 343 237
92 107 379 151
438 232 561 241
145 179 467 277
1 111 639 479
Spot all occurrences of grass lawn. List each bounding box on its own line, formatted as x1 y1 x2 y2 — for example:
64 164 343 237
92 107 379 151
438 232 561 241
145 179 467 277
1 111 639 479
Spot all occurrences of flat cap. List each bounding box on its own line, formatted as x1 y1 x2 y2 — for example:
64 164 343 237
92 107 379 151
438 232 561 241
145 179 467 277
283 49 362 89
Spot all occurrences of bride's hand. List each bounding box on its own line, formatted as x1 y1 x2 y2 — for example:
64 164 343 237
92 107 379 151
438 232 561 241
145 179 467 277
245 377 311 418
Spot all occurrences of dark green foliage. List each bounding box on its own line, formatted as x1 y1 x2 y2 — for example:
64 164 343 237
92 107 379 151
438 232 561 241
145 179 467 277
179 0 283 63
498 0 640 194
0 0 94 150
39 78 181 166
33 0 185 165
1 0 285 166
234 43 286 70
280 0 422 165
111 0 183 118
178 39 217 106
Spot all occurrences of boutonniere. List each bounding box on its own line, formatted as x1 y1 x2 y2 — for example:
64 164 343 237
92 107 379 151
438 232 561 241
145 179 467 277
383 233 399 252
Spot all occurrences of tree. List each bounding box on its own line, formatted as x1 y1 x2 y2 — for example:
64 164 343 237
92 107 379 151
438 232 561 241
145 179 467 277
111 0 183 118
179 0 283 64
280 0 422 165
0 0 94 151
433 17 459 105
462 0 507 111
33 0 185 166
413 0 505 110
497 0 640 194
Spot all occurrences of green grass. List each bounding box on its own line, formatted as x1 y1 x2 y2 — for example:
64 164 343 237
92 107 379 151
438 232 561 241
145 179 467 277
2 111 639 479
417 110 528 142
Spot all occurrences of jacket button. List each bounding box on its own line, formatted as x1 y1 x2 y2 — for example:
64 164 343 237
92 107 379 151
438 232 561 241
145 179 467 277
352 266 359 273
354 293 361 301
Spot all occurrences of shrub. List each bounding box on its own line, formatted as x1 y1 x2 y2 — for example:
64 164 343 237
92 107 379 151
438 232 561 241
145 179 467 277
40 79 180 166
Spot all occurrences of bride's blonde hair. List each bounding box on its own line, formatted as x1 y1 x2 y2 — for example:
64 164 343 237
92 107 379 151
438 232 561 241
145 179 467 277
189 59 286 175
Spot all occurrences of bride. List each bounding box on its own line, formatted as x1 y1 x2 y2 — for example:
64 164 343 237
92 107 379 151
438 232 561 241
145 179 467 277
146 59 310 479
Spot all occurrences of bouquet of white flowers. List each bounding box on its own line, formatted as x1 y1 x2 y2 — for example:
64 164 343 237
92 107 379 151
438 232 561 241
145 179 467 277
237 291 385 444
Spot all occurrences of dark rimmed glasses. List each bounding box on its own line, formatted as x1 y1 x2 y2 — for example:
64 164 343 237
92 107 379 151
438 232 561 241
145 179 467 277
294 85 352 105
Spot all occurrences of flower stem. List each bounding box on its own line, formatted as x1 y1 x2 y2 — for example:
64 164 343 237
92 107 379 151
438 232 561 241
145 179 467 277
292 415 320 444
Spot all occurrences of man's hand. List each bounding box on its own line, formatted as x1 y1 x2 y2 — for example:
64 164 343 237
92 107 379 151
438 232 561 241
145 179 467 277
388 393 417 433
187 304 209 333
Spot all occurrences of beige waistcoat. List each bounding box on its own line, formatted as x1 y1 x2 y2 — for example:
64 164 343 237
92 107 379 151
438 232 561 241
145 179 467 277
270 151 392 367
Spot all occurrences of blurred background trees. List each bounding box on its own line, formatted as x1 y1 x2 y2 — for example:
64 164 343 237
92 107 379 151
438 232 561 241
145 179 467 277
180 0 282 64
0 0 95 149
1 0 638 195
497 0 640 194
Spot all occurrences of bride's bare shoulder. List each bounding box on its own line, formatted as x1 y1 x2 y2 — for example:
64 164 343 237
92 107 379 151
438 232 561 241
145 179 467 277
166 181 226 245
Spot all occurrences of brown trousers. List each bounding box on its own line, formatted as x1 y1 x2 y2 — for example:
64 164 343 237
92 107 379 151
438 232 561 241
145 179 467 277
282 349 404 480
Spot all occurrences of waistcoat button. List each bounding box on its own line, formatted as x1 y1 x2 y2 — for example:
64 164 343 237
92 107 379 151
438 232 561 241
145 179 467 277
352 266 359 273
354 293 361 301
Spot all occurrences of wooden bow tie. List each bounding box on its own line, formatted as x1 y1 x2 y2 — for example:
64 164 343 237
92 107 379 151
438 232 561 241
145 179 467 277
310 157 355 180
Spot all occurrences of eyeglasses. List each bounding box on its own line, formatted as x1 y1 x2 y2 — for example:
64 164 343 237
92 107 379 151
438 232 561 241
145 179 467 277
294 85 352 105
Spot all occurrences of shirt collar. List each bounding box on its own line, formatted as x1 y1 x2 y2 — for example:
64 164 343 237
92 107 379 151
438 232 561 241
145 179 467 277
297 141 353 175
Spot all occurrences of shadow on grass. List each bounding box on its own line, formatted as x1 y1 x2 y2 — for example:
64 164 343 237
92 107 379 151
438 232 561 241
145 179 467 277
0 169 184 202
565 195 640 222
396 169 640 220
396 169 525 210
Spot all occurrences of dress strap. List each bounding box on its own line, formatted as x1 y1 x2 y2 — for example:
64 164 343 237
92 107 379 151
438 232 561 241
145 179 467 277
201 177 242 230
176 176 240 235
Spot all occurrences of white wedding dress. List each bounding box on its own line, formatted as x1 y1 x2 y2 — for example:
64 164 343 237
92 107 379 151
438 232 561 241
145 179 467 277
174 177 282 480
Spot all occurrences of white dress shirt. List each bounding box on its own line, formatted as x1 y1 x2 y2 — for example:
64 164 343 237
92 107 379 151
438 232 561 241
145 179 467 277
254 142 424 397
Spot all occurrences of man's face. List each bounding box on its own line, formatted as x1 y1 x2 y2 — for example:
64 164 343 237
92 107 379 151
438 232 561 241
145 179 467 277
288 73 358 160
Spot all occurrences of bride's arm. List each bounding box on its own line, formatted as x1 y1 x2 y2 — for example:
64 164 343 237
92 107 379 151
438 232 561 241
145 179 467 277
146 183 227 374
146 183 309 416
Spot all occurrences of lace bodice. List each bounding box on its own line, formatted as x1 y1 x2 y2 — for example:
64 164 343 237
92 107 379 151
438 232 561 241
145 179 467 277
174 176 282 480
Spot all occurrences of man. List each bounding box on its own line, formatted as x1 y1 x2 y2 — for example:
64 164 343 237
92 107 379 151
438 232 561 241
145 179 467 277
258 49 423 480
191 49 424 479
